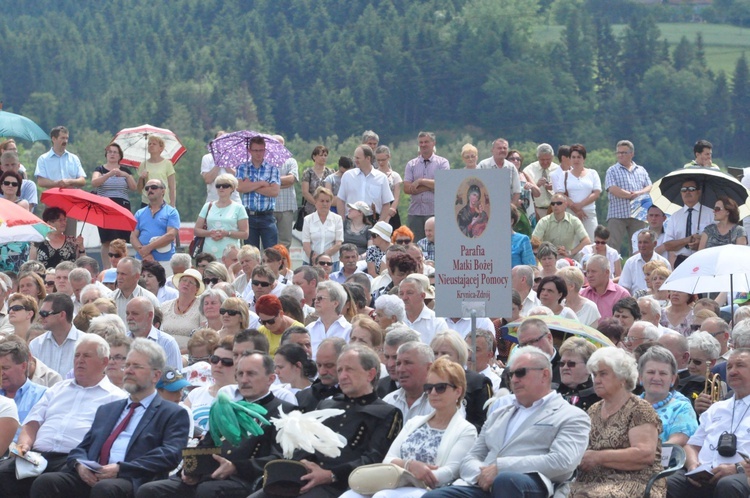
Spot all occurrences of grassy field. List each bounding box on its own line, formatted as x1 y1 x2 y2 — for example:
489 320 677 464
534 22 750 76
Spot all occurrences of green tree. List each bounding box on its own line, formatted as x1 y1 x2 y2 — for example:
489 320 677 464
619 14 662 90
672 36 694 71
731 54 750 152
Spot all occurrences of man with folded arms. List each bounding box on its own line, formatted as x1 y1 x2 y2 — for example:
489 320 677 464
139 350 296 498
423 346 590 498
30 338 189 498
0 335 126 497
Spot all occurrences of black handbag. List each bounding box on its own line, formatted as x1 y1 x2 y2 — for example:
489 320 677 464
293 201 306 231
189 202 212 258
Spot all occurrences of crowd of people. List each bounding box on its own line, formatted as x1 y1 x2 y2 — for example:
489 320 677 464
0 127 748 498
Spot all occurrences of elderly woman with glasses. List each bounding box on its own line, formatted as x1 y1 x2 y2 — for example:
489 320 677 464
104 333 132 389
184 335 237 435
569 347 665 498
161 269 206 349
558 337 600 411
308 280 352 357
194 174 250 260
340 357 476 498
199 288 228 331
637 345 698 447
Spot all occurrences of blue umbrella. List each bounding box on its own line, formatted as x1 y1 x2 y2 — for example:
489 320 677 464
0 108 48 142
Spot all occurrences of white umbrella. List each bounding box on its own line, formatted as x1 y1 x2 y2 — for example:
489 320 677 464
0 223 49 245
660 245 750 295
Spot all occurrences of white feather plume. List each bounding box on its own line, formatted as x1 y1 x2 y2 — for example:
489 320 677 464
271 407 347 458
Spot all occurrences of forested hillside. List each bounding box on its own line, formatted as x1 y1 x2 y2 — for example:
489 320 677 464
3 0 749 219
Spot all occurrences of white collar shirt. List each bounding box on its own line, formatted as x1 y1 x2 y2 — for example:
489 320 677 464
689 392 750 468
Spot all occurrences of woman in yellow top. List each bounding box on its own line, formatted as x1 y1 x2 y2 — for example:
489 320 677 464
137 136 176 207
255 294 304 355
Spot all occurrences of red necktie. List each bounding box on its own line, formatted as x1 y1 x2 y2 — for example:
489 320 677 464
99 402 141 465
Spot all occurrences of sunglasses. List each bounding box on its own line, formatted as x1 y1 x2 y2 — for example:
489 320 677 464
203 277 220 286
395 239 411 245
689 358 707 366
259 316 277 326
594 241 607 245
45 281 55 286
560 361 579 368
39 309 62 318
2 181 18 187
144 185 163 191
423 382 456 394
550 201 564 206
680 186 698 193
508 367 546 379
215 184 232 189
219 308 240 316
209 355 234 367
251 280 271 287
108 252 122 258
317 261 333 267
8 305 29 312
713 206 724 212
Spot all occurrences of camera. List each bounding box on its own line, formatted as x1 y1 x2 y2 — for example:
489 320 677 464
718 432 737 457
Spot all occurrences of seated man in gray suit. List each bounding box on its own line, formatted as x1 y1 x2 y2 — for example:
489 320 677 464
423 346 591 498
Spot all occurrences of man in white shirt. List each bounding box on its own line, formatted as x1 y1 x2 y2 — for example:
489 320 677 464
523 143 559 221
667 348 750 497
0 335 126 496
126 297 182 370
111 257 160 325
399 275 448 345
383 342 435 422
511 265 540 317
476 138 521 204
619 230 671 295
663 178 710 266
337 145 393 221
241 265 286 312
29 293 84 376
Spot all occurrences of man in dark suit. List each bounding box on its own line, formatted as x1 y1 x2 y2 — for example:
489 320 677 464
138 351 297 498
30 338 189 498
296 337 344 412
250 344 403 498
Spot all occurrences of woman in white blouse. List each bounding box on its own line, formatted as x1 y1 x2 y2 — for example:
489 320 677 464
302 187 343 267
552 143 601 240
342 357 477 498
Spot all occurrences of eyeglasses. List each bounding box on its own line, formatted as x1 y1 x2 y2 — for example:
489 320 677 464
317 261 333 267
594 240 607 245
395 239 411 245
203 277 220 286
519 332 548 347
210 355 235 367
423 382 456 394
560 361 579 368
314 296 329 303
550 201 564 206
2 181 18 187
713 206 725 212
622 336 644 344
215 184 232 189
251 280 271 287
689 358 708 366
680 186 698 193
219 308 240 316
108 252 121 258
109 355 127 362
508 157 521 162
144 185 163 191
8 305 29 312
508 367 546 379
39 309 62 318
45 281 55 287
260 316 278 326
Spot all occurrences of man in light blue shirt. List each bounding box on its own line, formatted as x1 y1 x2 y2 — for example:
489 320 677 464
0 336 47 441
34 126 86 235
29 293 83 376
125 297 182 370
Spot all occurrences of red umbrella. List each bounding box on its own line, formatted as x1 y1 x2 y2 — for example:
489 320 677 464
111 124 187 168
40 188 136 236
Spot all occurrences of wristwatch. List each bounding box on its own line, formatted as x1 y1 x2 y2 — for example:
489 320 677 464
736 463 744 474
330 471 337 483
